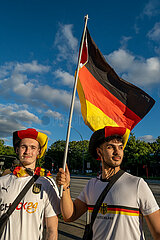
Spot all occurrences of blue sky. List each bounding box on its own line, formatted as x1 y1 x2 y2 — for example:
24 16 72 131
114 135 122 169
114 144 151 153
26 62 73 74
0 0 160 148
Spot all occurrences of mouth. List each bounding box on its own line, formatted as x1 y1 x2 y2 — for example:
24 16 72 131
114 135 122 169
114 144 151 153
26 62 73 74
22 156 31 159
112 156 121 161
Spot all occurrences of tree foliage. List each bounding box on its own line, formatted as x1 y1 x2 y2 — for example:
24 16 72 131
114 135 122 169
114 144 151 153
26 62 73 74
0 134 160 177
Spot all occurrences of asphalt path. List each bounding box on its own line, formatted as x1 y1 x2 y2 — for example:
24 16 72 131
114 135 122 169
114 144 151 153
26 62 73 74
56 175 160 240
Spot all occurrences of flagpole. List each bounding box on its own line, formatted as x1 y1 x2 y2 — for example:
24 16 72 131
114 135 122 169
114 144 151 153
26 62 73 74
60 14 89 197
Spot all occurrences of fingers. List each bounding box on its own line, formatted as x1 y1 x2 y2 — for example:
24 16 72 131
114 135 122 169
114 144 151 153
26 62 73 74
56 165 70 188
65 164 70 174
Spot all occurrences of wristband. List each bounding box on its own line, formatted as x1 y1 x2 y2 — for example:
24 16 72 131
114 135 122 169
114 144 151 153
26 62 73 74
63 185 70 191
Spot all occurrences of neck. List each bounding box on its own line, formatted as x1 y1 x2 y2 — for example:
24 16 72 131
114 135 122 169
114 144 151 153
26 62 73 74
19 161 36 171
18 164 36 177
102 166 120 179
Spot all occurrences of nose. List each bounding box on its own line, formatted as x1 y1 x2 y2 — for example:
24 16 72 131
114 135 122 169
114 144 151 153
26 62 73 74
113 146 119 155
24 147 30 154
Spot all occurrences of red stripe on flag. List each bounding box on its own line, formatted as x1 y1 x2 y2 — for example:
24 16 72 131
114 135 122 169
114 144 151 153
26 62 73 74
79 66 141 130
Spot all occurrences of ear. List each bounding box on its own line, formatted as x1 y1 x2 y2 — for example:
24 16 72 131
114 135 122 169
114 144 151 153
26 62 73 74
37 148 41 158
16 147 19 154
96 147 102 158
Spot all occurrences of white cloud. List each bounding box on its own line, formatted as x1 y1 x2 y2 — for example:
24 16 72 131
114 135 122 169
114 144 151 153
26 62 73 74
120 36 132 49
45 109 63 119
0 61 50 97
62 25 78 50
106 48 160 86
13 82 34 97
0 118 24 137
142 0 160 17
54 24 78 64
147 22 160 41
138 135 156 143
14 60 50 73
0 60 81 112
33 85 80 112
0 103 64 138
0 104 41 124
53 69 74 87
11 110 40 123
134 0 160 34
106 49 135 72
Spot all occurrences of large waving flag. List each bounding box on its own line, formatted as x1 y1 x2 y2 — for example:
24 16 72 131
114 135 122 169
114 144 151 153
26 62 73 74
77 27 155 141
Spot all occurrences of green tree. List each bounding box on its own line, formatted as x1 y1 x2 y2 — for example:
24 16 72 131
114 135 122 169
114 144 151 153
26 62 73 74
0 140 17 170
123 133 155 176
44 140 66 171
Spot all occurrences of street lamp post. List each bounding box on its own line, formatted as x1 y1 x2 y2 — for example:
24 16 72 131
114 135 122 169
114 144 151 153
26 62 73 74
71 127 85 174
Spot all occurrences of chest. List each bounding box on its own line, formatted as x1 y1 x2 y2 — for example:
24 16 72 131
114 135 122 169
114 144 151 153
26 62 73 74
88 180 138 208
0 177 46 214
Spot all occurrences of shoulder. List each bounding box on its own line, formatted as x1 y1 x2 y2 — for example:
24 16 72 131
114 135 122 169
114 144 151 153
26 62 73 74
1 169 11 176
84 177 106 192
87 177 100 186
122 171 140 179
120 172 141 183
38 176 57 187
37 176 59 196
122 172 149 187
0 173 13 182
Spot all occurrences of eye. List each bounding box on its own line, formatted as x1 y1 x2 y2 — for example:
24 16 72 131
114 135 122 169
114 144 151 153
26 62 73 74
20 145 25 149
118 145 123 150
31 146 37 150
106 145 113 150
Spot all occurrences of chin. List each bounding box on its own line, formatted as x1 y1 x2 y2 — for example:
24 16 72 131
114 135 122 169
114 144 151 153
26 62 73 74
20 158 35 166
111 162 121 168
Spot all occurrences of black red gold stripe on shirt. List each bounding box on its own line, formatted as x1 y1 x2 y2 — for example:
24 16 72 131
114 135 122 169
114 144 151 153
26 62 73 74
88 204 141 216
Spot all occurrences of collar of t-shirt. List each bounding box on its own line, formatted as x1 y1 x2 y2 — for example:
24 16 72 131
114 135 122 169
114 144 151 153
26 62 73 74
98 173 119 182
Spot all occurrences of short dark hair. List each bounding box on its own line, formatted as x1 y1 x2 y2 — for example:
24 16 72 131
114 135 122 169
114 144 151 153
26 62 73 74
98 135 124 147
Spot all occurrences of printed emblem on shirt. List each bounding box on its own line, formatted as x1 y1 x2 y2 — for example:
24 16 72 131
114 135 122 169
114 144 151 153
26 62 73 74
100 203 108 215
32 183 42 194
1 185 10 192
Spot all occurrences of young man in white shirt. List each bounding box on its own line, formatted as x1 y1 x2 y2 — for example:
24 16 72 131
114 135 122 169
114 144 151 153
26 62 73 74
0 128 60 240
56 126 160 240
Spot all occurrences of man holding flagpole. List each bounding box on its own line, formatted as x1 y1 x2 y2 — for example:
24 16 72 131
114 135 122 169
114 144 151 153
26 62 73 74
57 16 159 239
56 126 160 240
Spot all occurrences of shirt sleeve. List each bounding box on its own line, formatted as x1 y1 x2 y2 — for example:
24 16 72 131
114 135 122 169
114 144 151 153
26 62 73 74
44 177 61 218
138 178 159 216
77 179 92 204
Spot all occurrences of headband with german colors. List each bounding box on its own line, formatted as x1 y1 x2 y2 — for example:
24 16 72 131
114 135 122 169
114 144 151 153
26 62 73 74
104 126 129 148
13 128 48 159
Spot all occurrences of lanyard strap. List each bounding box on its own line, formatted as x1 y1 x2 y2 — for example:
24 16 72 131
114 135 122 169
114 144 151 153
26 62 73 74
90 170 125 226
3 174 39 217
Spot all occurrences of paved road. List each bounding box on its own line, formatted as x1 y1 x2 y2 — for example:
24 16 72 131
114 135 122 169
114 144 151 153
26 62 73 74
57 176 160 240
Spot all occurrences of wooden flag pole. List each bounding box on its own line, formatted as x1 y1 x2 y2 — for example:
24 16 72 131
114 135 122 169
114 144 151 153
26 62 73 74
60 14 89 197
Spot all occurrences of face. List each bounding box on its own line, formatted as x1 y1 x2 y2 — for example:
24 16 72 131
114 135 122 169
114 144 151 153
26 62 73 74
96 139 124 170
16 138 40 169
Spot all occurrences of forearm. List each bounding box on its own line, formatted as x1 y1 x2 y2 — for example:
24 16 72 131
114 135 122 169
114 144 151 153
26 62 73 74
145 210 160 240
46 230 57 240
61 188 75 222
45 216 58 240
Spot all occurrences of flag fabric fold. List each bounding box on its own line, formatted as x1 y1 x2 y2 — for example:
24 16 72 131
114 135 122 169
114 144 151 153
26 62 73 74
77 27 155 141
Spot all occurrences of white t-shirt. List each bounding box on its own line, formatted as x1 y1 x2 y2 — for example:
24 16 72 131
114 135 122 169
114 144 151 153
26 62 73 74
0 174 60 240
78 172 159 240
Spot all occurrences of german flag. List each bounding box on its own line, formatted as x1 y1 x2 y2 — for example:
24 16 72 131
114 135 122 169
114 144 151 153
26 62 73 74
77 28 155 135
